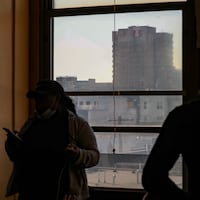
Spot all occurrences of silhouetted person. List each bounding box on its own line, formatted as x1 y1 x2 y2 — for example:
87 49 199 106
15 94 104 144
5 80 100 200
141 99 197 200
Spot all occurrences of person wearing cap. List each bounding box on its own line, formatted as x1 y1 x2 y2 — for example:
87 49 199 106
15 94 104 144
5 80 100 200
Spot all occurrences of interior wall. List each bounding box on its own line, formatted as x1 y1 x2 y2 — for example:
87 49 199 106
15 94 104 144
0 0 29 199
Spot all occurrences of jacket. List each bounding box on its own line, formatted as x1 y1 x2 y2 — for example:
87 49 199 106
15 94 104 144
5 110 100 200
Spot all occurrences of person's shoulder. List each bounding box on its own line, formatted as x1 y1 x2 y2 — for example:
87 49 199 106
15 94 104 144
68 110 88 124
172 98 200 115
182 98 200 109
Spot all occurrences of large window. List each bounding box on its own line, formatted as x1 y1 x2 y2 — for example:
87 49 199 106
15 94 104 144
41 0 192 191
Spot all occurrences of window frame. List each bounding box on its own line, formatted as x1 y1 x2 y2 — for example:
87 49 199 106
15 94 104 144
38 0 196 194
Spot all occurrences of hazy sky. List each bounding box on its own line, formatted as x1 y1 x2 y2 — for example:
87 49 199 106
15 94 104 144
53 10 182 82
54 0 186 8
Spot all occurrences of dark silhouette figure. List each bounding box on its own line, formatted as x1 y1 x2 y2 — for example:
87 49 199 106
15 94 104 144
141 99 197 200
5 80 100 200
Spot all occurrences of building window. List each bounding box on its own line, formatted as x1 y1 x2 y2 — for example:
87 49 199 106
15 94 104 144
157 101 163 109
86 101 90 105
41 0 192 191
144 102 147 110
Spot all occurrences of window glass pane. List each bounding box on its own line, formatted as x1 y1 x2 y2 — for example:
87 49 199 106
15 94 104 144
86 132 182 189
54 10 182 91
53 0 187 9
53 6 184 191
62 95 182 126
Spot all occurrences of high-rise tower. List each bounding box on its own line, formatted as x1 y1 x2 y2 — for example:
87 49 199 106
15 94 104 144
112 26 176 90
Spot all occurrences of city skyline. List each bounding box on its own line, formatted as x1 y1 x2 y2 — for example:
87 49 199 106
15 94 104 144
54 10 182 82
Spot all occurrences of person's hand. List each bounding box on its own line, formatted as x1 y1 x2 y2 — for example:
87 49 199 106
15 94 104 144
65 143 80 160
5 133 23 162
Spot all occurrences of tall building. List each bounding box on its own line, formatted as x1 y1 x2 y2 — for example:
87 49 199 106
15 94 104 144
112 26 180 90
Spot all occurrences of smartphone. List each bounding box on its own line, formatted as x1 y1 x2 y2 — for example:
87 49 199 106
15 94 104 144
2 127 23 142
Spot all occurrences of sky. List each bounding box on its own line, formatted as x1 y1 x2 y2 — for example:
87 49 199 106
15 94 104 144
54 0 186 8
53 10 182 82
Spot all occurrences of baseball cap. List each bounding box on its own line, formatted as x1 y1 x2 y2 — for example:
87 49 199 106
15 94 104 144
26 80 65 98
